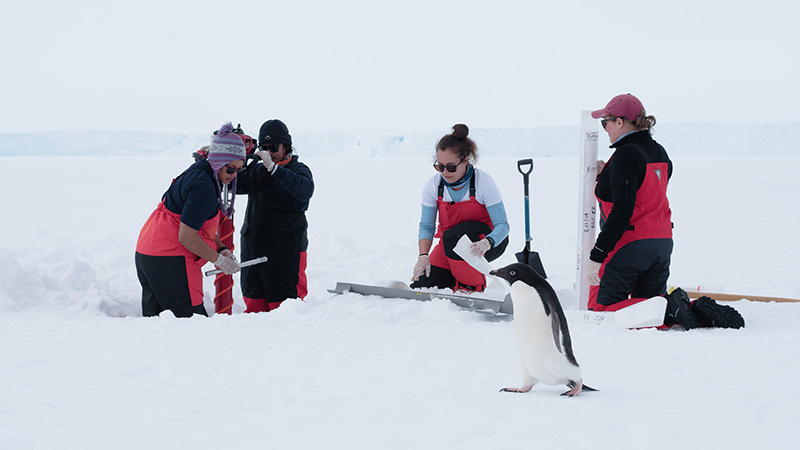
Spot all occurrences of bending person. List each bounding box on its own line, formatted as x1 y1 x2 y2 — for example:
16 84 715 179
411 123 509 293
135 122 244 317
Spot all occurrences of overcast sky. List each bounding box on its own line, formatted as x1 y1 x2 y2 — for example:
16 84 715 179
2 0 797 136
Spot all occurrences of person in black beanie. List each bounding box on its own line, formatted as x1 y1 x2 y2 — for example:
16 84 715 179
237 119 314 312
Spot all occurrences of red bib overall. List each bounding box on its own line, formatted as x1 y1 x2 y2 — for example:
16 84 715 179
589 147 672 311
430 176 494 291
136 202 221 306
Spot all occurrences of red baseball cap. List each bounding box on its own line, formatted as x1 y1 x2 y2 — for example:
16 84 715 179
591 93 644 121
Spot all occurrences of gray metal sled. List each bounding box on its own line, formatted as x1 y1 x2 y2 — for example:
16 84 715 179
328 282 514 315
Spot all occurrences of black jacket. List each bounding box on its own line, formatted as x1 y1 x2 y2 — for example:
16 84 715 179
591 130 672 262
238 155 314 250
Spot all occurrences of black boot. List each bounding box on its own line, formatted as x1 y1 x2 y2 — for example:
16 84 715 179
691 296 745 329
664 288 702 330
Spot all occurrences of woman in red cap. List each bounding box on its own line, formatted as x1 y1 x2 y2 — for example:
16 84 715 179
587 94 743 329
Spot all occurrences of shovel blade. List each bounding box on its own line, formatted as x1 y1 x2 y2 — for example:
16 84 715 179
515 249 547 279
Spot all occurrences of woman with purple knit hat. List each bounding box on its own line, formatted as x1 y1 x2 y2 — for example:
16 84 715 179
135 122 245 317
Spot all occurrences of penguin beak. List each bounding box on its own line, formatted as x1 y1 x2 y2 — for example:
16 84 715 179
488 270 511 287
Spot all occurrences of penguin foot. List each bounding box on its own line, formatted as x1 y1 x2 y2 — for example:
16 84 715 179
561 386 582 397
500 384 533 393
561 380 588 397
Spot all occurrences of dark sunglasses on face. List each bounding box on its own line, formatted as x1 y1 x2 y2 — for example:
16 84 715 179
225 164 245 174
260 144 281 153
433 159 465 173
601 117 619 129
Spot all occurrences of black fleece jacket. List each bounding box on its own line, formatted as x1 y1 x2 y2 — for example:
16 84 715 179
590 130 672 263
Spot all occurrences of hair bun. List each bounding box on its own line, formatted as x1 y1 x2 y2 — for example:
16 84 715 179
452 123 469 139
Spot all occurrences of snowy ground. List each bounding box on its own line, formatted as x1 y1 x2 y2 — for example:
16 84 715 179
1 151 799 449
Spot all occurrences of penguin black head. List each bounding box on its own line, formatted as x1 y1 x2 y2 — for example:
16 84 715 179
490 263 547 288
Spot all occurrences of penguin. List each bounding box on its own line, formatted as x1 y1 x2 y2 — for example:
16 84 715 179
490 263 596 397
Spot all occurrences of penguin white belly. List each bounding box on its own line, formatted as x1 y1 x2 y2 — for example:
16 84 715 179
511 285 582 386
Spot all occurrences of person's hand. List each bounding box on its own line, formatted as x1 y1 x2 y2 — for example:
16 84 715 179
412 255 431 281
469 238 492 257
219 248 238 263
255 150 276 172
596 160 605 173
215 253 241 275
586 260 602 286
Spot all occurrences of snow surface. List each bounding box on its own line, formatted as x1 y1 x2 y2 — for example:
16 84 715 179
1 128 799 449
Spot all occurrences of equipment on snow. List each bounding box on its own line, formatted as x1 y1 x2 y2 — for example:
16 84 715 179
668 284 799 303
214 211 236 313
205 256 269 277
568 296 667 329
328 282 513 315
685 290 799 303
453 234 493 275
575 112 599 310
515 159 547 278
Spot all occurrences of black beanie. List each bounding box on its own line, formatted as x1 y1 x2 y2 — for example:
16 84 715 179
259 119 292 148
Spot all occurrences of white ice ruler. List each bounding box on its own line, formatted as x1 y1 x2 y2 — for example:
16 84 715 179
575 110 599 310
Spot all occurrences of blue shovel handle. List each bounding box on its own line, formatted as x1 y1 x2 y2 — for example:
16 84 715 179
517 159 533 243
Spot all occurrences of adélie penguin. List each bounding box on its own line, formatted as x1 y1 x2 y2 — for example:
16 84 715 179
490 263 596 397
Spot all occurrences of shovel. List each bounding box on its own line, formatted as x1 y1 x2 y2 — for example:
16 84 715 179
515 159 547 278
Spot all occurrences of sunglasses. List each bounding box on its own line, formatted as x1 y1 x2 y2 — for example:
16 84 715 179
260 144 281 153
600 117 619 129
225 164 245 174
433 159 465 173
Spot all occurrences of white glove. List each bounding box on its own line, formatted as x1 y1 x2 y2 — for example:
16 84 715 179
596 159 606 173
255 150 276 172
587 260 602 286
219 248 238 263
469 238 492 257
214 253 241 275
412 255 431 281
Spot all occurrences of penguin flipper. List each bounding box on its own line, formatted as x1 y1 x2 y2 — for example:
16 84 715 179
542 289 580 366
549 311 564 354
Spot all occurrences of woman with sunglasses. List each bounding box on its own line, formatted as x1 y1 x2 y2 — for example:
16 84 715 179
135 122 244 317
411 123 509 293
236 119 314 313
588 94 743 329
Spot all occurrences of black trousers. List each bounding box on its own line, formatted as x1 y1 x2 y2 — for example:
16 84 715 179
240 233 305 303
595 238 673 306
135 252 208 317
